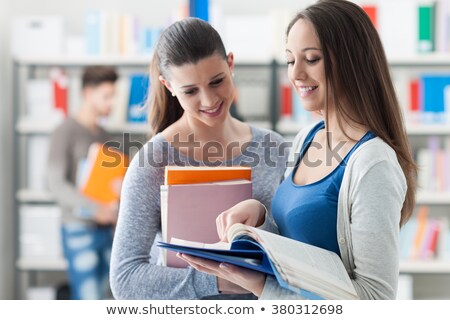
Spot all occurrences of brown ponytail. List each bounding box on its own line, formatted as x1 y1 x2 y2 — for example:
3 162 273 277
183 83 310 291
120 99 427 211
148 54 184 136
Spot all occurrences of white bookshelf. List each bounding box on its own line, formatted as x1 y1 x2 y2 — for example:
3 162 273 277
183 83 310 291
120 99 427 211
406 124 450 136
16 189 55 203
400 261 450 274
103 122 150 134
16 117 271 135
16 117 150 135
388 54 450 67
276 120 450 137
14 55 152 67
13 54 273 67
16 258 67 271
416 191 450 205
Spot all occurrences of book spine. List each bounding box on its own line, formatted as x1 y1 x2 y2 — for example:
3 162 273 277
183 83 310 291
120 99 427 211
85 11 100 55
410 78 420 112
421 75 450 122
418 3 435 52
127 74 150 123
190 0 209 21
280 83 293 119
411 206 429 260
50 68 68 117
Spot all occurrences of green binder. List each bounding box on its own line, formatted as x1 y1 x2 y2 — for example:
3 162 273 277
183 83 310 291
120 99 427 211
418 4 435 52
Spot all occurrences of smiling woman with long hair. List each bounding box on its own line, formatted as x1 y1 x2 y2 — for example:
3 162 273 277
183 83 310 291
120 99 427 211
109 18 288 300
179 0 417 300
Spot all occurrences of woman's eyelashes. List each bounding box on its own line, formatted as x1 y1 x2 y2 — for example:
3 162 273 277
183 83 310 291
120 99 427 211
306 57 321 65
286 57 321 66
184 88 197 95
183 78 225 96
210 77 224 87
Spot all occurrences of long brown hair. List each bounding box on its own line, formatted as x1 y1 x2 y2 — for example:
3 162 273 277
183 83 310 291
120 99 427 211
287 0 416 226
148 18 227 136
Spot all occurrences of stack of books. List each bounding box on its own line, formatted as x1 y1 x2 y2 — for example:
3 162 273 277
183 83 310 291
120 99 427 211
160 166 252 268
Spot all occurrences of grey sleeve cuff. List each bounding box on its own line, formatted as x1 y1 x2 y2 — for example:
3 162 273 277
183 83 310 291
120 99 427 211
193 270 220 298
257 204 279 234
259 276 305 300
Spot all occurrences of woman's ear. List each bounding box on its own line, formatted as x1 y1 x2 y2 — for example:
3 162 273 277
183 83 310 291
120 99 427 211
82 86 93 101
159 75 174 95
227 52 235 73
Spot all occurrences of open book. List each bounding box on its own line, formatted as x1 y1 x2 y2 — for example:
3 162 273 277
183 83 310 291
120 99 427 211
158 223 358 300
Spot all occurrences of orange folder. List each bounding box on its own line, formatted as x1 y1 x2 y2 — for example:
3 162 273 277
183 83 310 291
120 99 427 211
80 143 129 204
164 165 251 185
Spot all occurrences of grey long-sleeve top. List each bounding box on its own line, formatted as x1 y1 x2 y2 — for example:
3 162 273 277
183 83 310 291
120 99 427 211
47 117 111 224
110 126 288 299
259 122 408 300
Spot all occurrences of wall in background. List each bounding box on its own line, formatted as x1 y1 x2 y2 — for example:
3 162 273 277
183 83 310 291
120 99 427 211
0 0 15 300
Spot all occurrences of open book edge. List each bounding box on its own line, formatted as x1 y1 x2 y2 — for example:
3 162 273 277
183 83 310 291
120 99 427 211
160 223 358 300
227 224 358 300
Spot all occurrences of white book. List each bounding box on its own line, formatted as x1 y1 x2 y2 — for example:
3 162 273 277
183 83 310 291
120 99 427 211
437 216 449 259
396 274 414 300
223 14 272 62
19 205 63 259
68 75 82 116
416 148 433 192
108 76 130 126
379 0 418 58
26 79 53 119
27 136 51 192
11 15 65 57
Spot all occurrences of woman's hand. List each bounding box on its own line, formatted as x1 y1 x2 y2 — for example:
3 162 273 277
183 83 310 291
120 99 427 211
178 253 266 297
216 199 266 242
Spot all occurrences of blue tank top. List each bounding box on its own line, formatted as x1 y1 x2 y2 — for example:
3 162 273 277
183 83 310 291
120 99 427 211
271 121 376 256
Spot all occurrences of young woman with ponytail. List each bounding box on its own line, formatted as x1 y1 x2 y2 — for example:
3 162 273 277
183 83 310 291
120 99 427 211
110 17 288 299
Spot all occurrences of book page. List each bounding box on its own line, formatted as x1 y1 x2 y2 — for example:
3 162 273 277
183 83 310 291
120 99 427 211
170 237 231 250
253 227 356 294
228 224 357 298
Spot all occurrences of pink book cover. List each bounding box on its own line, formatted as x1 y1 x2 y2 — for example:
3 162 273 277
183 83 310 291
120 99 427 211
162 180 252 268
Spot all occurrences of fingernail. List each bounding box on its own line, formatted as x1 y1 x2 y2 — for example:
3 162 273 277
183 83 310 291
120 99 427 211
219 263 229 269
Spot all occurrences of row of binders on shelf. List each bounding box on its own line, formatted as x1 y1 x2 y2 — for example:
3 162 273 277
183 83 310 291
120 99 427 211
415 136 450 193
25 68 150 126
85 0 209 56
404 75 450 124
11 0 209 58
85 0 450 58
400 206 450 262
279 73 450 128
362 0 450 56
85 11 162 57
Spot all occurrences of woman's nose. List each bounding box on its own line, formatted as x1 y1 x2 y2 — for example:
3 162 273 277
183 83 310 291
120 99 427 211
292 63 307 82
200 90 218 107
